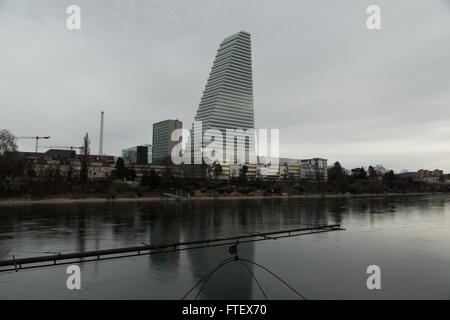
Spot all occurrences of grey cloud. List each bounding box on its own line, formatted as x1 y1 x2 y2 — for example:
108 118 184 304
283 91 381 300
0 0 449 171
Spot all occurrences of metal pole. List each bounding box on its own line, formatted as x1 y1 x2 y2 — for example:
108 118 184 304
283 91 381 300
99 111 104 155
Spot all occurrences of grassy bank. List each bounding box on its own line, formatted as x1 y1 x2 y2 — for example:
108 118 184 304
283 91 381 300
0 192 441 207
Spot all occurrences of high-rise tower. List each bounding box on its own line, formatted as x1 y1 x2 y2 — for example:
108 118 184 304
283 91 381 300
190 31 255 164
152 119 183 164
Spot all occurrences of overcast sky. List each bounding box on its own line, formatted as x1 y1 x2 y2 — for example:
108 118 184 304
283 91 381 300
1 0 450 171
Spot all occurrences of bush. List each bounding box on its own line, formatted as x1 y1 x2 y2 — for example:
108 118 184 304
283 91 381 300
112 182 129 194
134 186 146 197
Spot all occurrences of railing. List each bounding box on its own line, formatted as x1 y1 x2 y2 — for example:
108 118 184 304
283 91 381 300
0 224 344 273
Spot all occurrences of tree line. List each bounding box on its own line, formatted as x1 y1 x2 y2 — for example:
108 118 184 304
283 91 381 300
1 128 448 198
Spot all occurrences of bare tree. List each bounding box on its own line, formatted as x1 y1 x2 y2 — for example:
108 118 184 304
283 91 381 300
80 132 90 184
0 129 17 155
375 164 386 176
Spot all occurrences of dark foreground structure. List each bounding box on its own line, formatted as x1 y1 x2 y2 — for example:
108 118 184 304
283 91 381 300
0 224 343 273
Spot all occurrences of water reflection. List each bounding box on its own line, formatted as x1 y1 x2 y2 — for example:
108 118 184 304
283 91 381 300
0 195 449 299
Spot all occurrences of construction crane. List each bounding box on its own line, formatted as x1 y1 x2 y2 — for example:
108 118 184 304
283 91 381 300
15 136 50 152
38 146 83 151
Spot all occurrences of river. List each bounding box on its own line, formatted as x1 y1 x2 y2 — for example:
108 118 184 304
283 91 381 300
0 195 449 299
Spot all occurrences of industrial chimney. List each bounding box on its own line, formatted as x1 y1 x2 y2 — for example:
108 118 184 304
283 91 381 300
99 111 104 155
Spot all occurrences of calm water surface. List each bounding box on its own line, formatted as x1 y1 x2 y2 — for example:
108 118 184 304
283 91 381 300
0 195 449 299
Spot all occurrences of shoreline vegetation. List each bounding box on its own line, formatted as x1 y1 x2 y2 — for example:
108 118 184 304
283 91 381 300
0 192 443 207
1 142 449 207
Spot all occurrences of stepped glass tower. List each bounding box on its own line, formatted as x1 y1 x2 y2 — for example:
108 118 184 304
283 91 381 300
190 31 255 164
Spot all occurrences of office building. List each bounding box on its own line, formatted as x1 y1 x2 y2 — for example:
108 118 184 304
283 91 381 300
121 145 151 165
190 31 255 164
300 158 328 182
152 119 182 164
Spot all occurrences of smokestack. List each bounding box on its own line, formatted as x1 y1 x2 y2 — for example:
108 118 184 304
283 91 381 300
99 111 104 155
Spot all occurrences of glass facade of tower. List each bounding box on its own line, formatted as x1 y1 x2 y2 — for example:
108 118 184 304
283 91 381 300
190 31 255 164
152 119 183 164
121 145 151 165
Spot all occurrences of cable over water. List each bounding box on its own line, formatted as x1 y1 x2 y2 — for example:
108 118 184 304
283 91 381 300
181 244 306 300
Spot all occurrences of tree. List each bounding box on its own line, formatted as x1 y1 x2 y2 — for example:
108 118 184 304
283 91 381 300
141 169 160 187
206 161 222 181
54 167 63 186
384 170 396 181
213 162 223 179
200 161 208 178
374 165 386 176
239 165 248 184
67 164 73 181
125 167 136 181
27 166 37 180
115 157 125 179
368 166 378 179
328 161 345 179
351 167 367 179
0 129 17 155
80 132 90 185
327 161 348 193
162 156 173 180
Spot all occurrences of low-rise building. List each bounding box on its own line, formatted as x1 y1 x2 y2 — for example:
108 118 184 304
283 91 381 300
279 158 301 180
131 164 183 180
225 164 256 179
15 150 114 181
276 157 327 181
121 145 152 165
415 169 444 182
300 158 328 182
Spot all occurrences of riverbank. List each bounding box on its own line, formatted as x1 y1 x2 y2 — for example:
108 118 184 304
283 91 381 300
0 192 441 206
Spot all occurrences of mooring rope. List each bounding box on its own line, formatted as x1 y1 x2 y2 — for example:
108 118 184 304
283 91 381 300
239 258 306 300
240 259 268 300
193 257 236 300
181 256 235 300
181 253 306 300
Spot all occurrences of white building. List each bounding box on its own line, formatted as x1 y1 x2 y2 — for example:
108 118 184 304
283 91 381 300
300 158 328 182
